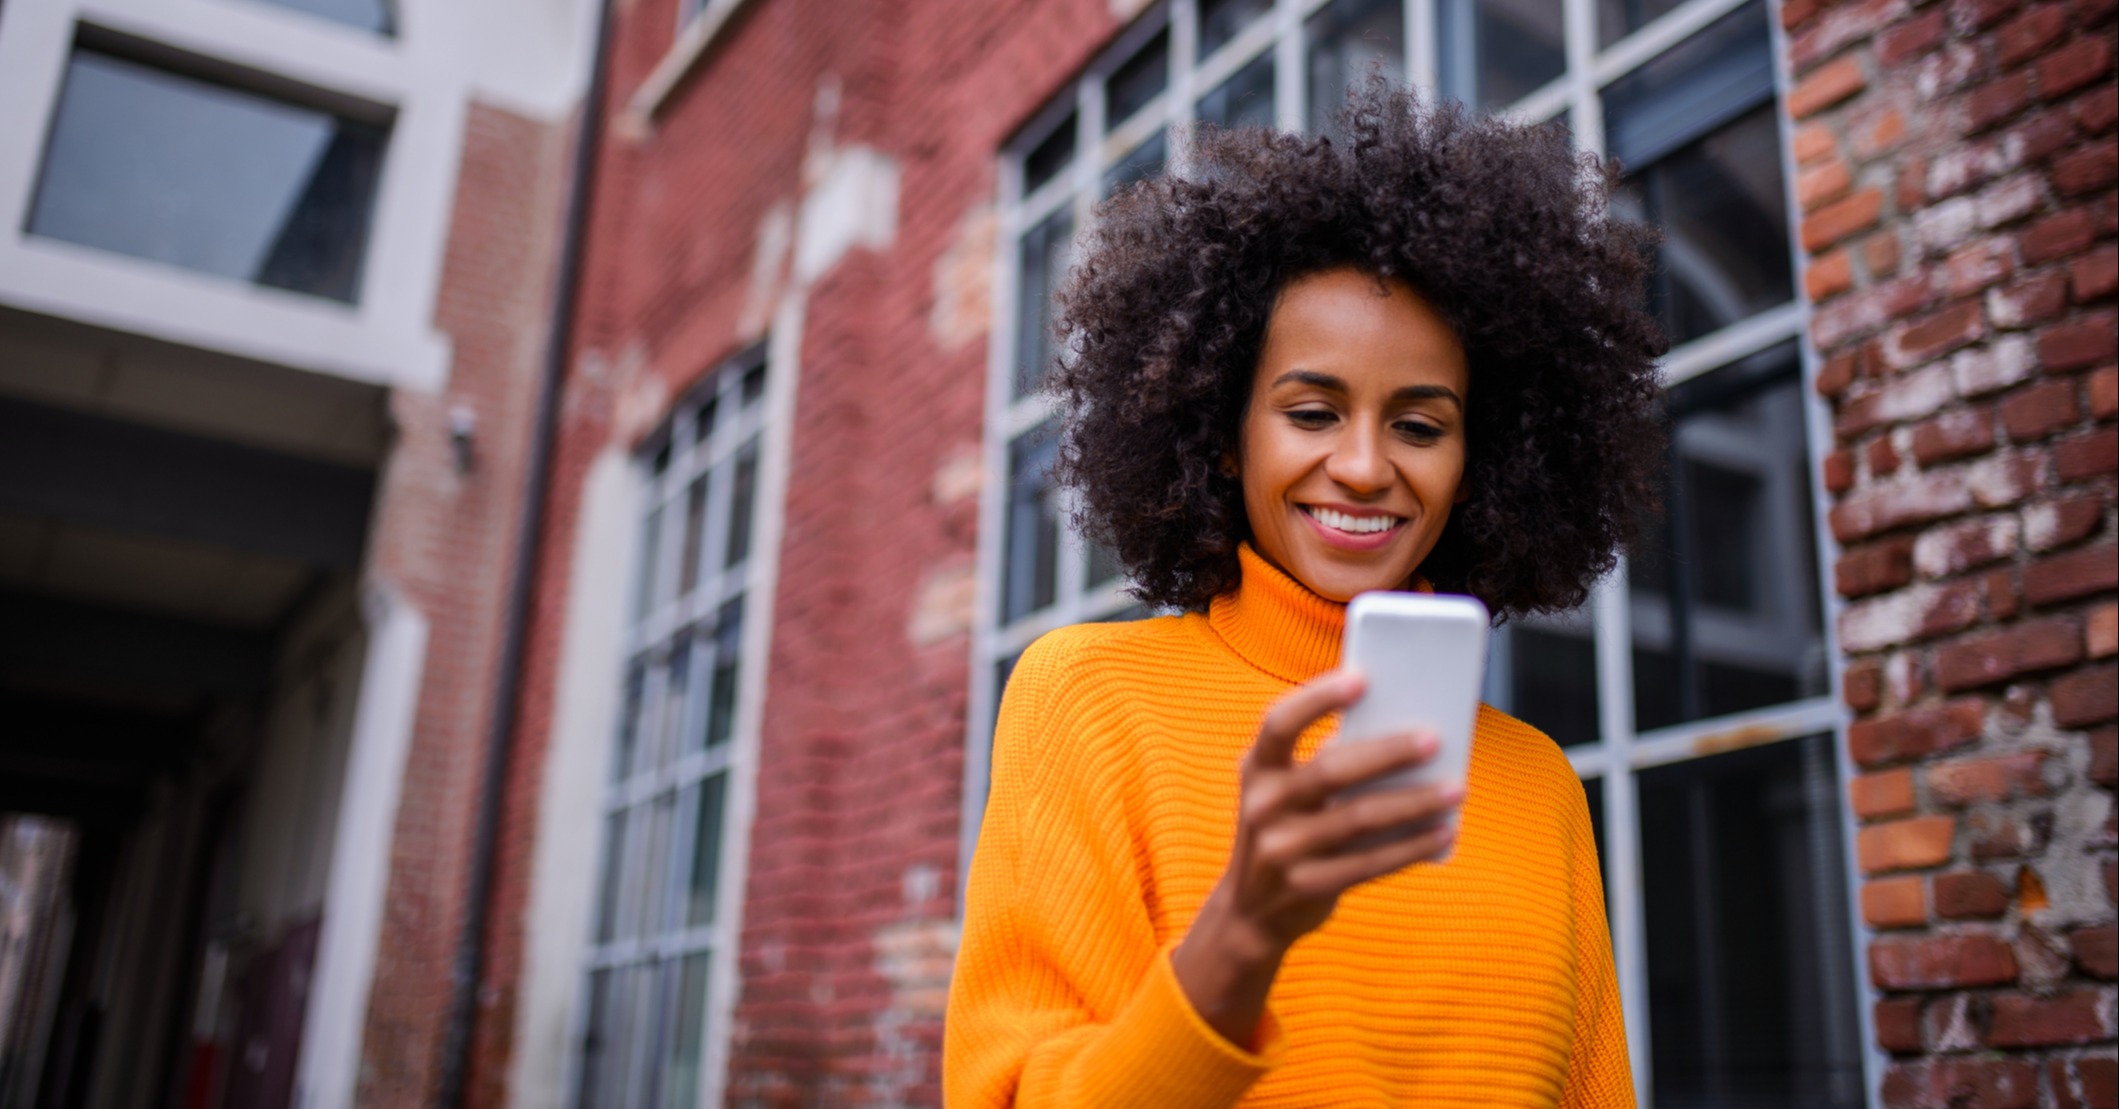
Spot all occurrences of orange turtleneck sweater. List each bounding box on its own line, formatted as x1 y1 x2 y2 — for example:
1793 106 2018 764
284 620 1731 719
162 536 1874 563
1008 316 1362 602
944 545 1632 1107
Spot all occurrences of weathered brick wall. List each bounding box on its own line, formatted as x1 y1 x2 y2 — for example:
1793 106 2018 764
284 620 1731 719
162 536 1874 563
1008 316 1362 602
356 100 574 1107
1783 0 2119 1096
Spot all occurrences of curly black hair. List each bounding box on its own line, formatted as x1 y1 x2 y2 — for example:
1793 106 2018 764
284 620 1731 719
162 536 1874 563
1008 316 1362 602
1049 81 1668 620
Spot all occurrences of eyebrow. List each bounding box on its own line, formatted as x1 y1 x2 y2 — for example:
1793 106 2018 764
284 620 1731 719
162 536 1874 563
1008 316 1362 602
1271 369 1464 410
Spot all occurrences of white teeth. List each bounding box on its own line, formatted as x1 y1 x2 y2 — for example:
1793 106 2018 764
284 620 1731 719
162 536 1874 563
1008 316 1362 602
1309 507 1400 534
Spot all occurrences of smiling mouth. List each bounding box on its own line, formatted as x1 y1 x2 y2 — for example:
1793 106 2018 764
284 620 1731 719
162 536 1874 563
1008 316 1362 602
1300 505 1407 536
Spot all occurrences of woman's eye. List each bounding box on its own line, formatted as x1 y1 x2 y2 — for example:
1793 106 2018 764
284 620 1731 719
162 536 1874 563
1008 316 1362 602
1396 421 1443 442
1287 409 1336 428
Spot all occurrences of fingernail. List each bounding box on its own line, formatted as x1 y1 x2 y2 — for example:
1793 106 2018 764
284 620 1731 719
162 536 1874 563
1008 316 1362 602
1408 733 1437 755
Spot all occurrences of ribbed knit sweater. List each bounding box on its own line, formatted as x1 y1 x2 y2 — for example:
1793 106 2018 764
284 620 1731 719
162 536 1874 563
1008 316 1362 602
944 545 1632 1107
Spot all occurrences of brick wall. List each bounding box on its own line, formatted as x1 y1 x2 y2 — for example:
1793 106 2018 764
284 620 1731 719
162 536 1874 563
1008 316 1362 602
1784 0 2119 1096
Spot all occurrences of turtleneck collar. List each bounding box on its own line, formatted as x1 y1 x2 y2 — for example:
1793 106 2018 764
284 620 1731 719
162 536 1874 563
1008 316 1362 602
1206 544 1438 685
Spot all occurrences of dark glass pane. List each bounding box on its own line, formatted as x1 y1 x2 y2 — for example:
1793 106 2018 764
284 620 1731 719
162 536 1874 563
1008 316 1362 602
1198 54 1276 132
1602 1 1774 166
658 642 692 772
1025 111 1078 193
1002 426 1062 623
1200 0 1273 58
614 666 647 783
992 652 1023 736
651 437 672 476
660 953 712 1108
1439 0 1566 110
1102 129 1167 196
694 397 718 444
724 443 758 569
679 478 707 597
634 794 675 939
1632 344 1824 731
1509 625 1601 748
1106 29 1170 127
1581 775 1610 926
578 969 616 1108
685 773 729 926
1306 0 1406 136
31 51 387 302
1619 106 1793 346
1641 737 1864 1107
704 599 743 748
634 507 663 621
1086 539 1124 590
594 812 626 944
740 362 766 406
1012 208 1074 398
255 0 393 33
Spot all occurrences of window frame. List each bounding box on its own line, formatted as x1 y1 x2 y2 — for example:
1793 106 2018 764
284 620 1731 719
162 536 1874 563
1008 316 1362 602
570 345 773 1109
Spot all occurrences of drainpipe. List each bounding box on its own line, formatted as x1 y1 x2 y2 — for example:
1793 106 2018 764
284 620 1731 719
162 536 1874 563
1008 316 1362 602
435 0 615 1103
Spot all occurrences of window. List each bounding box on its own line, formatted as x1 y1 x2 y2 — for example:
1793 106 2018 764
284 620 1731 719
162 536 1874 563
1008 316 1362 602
250 0 395 34
974 1 1869 1104
577 351 767 1108
28 47 390 304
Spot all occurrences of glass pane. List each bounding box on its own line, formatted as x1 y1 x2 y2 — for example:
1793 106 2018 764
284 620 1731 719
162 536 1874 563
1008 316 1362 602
1602 1 1774 166
254 0 393 33
613 666 646 784
1200 0 1273 58
679 478 707 597
1025 111 1078 193
1640 736 1864 1107
632 795 674 940
594 811 627 944
740 362 766 406
1438 0 1566 111
694 396 719 444
1012 207 1074 398
1086 539 1124 591
1306 0 1406 136
703 599 744 748
1002 426 1062 623
685 772 729 927
611 813 644 941
1581 776 1610 927
657 643 692 772
1509 624 1600 748
577 969 616 1108
633 506 664 621
619 963 660 1106
1198 54 1276 132
1106 29 1170 127
29 51 388 302
724 443 758 569
660 953 712 1108
1631 344 1824 732
1103 128 1167 196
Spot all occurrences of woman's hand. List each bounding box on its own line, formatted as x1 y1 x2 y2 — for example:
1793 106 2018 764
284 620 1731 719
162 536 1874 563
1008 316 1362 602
1172 671 1464 1049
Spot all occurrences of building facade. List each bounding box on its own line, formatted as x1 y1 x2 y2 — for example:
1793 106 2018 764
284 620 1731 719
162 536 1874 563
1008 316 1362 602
479 0 2117 1105
0 0 598 1105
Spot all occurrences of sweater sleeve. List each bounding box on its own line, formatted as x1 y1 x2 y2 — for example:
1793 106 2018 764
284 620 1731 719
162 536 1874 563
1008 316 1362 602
943 634 1283 1108
1561 779 1635 1109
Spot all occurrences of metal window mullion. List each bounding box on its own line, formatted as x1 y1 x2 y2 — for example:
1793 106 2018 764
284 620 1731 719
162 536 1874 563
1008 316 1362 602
1591 567 1652 1106
1627 695 1842 769
1590 0 1755 89
1660 299 1804 386
1274 0 1303 132
1408 0 1438 92
1171 0 1201 174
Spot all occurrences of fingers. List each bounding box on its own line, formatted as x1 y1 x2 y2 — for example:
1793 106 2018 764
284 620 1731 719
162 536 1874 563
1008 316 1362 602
1251 780 1463 871
1249 671 1365 771
1280 731 1438 811
1283 818 1461 897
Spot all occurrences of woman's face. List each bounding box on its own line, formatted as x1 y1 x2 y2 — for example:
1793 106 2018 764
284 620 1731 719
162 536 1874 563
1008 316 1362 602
1236 267 1470 603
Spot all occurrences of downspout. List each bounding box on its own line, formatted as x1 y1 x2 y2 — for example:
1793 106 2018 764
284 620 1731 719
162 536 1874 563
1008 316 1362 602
435 0 616 1103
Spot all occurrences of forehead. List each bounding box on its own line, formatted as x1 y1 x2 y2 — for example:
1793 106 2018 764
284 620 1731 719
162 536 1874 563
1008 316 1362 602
1257 268 1468 393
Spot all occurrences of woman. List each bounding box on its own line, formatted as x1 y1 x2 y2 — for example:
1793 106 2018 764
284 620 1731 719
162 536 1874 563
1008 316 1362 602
945 84 1666 1107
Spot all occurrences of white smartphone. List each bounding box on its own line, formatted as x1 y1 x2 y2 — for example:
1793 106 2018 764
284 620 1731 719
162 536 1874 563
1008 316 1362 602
1333 591 1491 859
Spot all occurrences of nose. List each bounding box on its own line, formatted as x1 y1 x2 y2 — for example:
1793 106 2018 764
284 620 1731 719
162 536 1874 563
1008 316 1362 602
1323 422 1393 495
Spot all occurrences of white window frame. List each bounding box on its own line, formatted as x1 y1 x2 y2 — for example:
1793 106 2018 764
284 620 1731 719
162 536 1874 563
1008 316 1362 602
964 1 1882 1104
570 347 772 1109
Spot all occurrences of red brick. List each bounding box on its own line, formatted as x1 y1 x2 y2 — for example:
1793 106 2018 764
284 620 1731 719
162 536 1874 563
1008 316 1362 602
2011 105 2083 163
2091 605 2118 659
2024 491 2107 551
1805 187 1887 251
1783 0 1819 29
1989 988 2115 1046
2073 924 2118 979
1875 996 1924 1052
2056 425 2118 480
1831 470 1976 541
2074 246 2119 303
1794 122 1837 165
1934 868 2012 917
2081 1054 2119 1109
1868 435 1903 476
2074 81 2119 134
2041 38 2116 100
2054 662 2119 726
1791 55 1868 119
1967 70 2035 133
2090 365 2118 417
1937 617 2085 689
1929 751 2048 805
1911 406 1999 463
1859 108 1911 157
1968 448 2046 507
1824 447 1856 492
2040 311 2119 372
1866 230 1905 277
1997 4 2070 66
1853 766 1918 818
1989 567 2023 619
1956 0 2025 32
1914 512 2018 574
1859 814 1958 872
1849 699 1988 765
1864 875 1929 926
1942 238 2017 298
2024 208 2100 264
2026 543 2119 605
2003 377 2085 439
1883 1056 2040 1109
2057 143 2119 197
1870 932 2019 988
1799 159 1853 211
1991 272 2071 329
1809 247 1855 300
1890 300 1988 366
1839 536 1918 597
1820 351 1860 397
